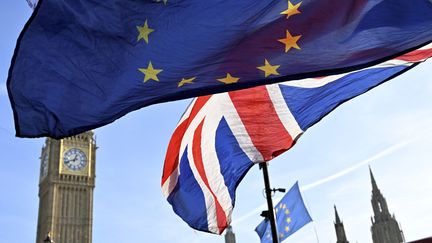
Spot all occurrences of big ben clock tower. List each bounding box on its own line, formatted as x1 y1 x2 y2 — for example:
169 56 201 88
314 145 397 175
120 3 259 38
36 131 96 243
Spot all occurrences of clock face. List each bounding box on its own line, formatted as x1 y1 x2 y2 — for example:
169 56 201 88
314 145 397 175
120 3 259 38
41 154 48 178
63 148 87 171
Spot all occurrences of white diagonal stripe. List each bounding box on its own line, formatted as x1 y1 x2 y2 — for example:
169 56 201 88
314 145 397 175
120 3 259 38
201 114 233 225
266 84 303 140
187 141 220 234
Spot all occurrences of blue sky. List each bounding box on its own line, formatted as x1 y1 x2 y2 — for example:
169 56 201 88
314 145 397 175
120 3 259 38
1 2 432 243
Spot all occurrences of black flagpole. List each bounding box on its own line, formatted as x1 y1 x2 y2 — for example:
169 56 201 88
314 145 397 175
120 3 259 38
260 162 279 243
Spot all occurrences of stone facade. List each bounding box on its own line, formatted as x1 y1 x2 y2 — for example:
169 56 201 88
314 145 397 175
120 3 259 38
369 167 404 243
36 132 96 243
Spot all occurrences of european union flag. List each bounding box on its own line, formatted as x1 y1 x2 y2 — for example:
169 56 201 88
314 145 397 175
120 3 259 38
255 182 312 242
7 0 432 138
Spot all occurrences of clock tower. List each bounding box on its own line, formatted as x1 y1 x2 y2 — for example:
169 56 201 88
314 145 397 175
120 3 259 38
36 131 96 243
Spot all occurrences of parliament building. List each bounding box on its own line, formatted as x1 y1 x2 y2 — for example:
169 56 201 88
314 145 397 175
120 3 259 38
334 167 405 243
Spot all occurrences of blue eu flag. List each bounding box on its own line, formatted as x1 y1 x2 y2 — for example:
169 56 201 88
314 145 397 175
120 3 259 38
255 182 312 242
7 0 432 138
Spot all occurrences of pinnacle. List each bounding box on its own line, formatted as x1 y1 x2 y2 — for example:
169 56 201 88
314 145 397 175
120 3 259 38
334 205 341 224
369 165 379 192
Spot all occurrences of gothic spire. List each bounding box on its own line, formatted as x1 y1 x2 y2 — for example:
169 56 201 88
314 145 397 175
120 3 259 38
334 205 349 243
369 165 379 192
334 205 341 224
369 167 405 243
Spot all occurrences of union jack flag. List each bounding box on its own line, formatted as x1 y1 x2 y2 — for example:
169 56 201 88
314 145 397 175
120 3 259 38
161 44 432 234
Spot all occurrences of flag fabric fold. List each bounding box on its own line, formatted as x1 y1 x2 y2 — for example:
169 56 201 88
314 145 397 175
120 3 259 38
161 45 432 234
255 182 312 243
26 0 38 9
8 0 432 138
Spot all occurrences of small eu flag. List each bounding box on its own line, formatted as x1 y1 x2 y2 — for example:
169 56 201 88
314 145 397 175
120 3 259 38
255 182 312 242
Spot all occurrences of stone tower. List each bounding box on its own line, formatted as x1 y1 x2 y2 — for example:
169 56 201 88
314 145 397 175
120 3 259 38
369 167 404 243
35 132 96 243
224 225 236 243
334 205 349 243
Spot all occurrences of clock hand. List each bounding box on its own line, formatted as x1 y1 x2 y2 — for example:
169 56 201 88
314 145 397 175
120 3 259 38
70 154 78 162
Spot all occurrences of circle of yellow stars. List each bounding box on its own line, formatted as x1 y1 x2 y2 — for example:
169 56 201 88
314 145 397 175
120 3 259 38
136 0 302 87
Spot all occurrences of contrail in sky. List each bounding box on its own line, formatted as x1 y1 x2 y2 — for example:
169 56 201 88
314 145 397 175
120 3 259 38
189 128 432 243
232 135 422 225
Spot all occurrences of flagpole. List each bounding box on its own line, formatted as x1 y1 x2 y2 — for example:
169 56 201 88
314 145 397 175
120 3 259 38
260 162 279 243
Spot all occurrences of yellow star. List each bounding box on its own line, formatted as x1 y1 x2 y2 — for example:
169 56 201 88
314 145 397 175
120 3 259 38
286 217 291 223
257 59 280 77
275 208 279 214
285 209 290 214
282 204 287 209
137 20 154 44
178 77 196 87
285 226 290 232
280 1 302 19
278 30 301 53
280 204 283 209
138 62 162 83
217 73 239 84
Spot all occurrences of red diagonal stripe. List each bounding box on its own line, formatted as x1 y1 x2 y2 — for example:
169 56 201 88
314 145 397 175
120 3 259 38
395 48 432 62
162 95 212 185
229 86 294 161
192 118 227 233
